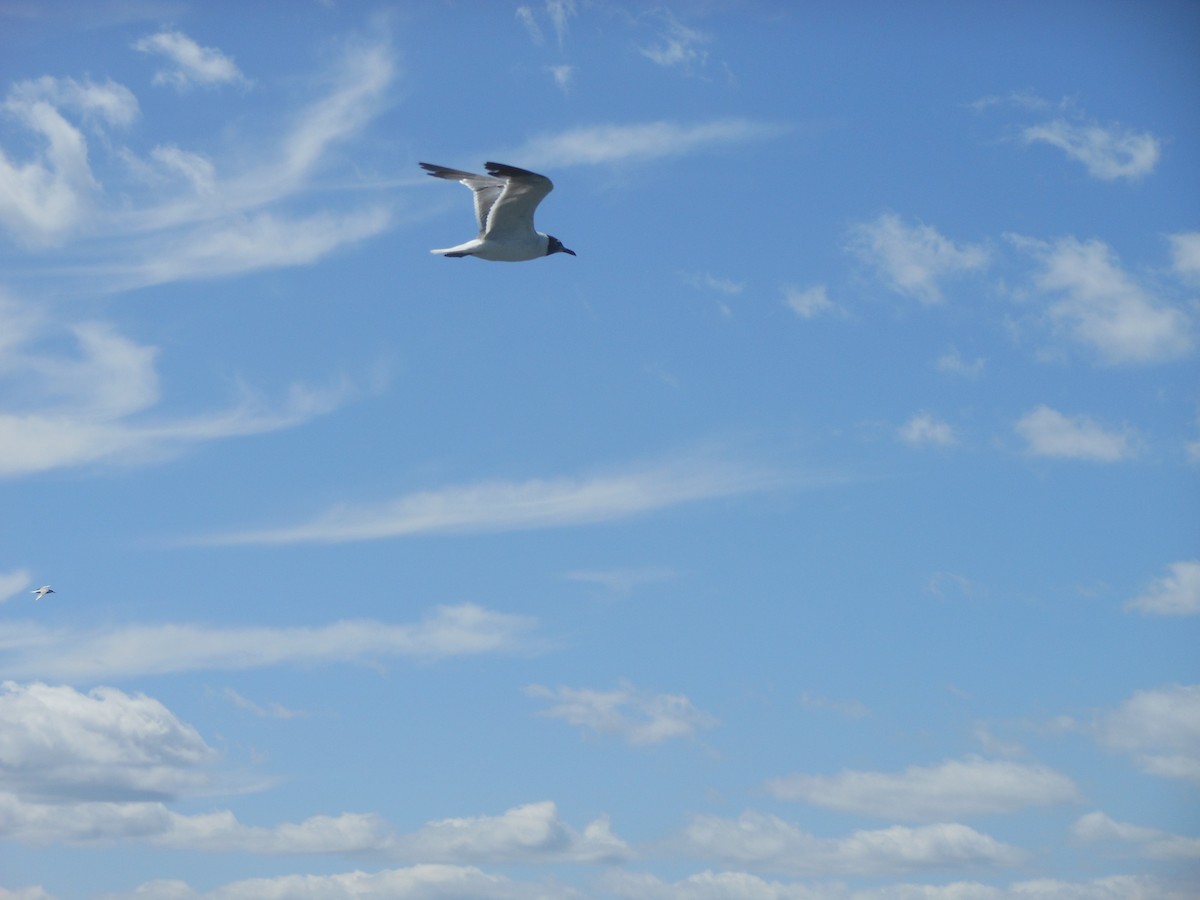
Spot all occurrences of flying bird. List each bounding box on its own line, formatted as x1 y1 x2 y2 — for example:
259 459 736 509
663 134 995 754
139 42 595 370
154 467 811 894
419 161 575 261
31 585 54 601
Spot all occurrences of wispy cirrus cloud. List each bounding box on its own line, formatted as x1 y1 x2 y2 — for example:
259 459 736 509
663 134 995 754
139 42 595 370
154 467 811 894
1022 118 1160 181
639 10 710 69
0 570 31 604
0 604 538 682
134 30 248 91
1014 405 1137 462
1125 561 1200 617
765 756 1080 821
513 118 788 169
526 680 718 746
973 94 1161 182
193 452 802 546
564 566 677 597
847 213 989 305
3 35 395 287
115 207 390 288
0 77 138 246
0 292 353 478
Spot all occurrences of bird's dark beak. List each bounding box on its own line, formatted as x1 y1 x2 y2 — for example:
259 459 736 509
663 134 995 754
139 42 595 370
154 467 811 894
561 247 576 256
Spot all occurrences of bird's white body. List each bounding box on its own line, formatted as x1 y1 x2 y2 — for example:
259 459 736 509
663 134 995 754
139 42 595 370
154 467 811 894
431 232 552 262
32 585 54 600
420 161 574 262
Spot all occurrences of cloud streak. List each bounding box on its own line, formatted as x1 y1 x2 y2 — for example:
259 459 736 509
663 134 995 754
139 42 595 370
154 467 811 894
514 119 788 169
1023 118 1160 181
134 31 248 91
0 293 353 477
765 756 1080 821
0 604 539 681
195 453 801 546
673 811 1024 876
526 681 718 746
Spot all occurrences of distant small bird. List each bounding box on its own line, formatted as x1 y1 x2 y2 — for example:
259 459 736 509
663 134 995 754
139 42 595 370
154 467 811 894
31 585 54 600
419 161 575 262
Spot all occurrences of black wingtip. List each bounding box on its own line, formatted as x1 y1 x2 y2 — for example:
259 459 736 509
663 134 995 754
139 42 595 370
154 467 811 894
484 161 540 179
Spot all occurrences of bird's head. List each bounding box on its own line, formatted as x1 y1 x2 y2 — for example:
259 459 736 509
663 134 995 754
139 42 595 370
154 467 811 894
547 236 576 257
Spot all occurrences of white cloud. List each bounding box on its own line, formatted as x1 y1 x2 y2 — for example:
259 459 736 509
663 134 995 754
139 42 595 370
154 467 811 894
545 0 576 47
222 689 306 721
1125 561 1200 616
1019 235 1193 364
1168 231 1200 281
124 207 390 287
765 756 1079 821
0 570 31 604
847 213 988 305
0 293 352 477
1022 118 1160 181
386 800 628 864
146 144 217 195
118 868 580 900
564 566 677 596
673 811 1024 876
1014 405 1137 462
196 453 795 546
798 691 870 719
604 870 1185 900
134 31 247 90
784 285 840 319
548 64 573 91
685 272 745 296
1071 811 1200 860
936 347 985 378
526 681 718 746
0 77 137 245
114 866 582 900
516 6 545 45
639 11 710 68
0 888 55 900
1087 684 1200 784
0 792 623 868
899 413 958 448
5 37 396 288
514 119 787 169
0 604 538 682
0 682 216 802
7 75 139 127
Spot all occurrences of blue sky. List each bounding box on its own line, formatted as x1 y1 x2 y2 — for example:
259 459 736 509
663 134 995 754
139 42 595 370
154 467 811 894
1 1 1198 898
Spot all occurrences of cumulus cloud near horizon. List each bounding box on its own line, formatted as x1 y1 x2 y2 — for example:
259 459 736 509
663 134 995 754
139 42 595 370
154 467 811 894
765 756 1080 821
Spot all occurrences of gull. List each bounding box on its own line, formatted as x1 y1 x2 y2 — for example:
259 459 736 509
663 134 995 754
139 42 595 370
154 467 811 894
32 585 54 601
419 161 575 261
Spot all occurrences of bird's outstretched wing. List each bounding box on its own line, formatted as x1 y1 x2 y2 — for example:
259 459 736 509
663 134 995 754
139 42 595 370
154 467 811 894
419 163 505 235
480 162 554 241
